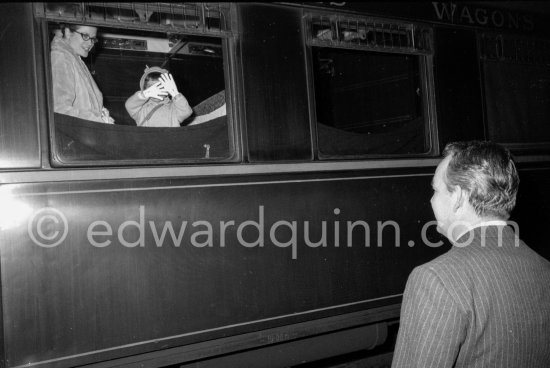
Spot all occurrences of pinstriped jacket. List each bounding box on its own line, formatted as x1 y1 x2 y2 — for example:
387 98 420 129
392 225 550 368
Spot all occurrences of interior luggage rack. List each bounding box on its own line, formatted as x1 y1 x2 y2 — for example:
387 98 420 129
33 2 233 36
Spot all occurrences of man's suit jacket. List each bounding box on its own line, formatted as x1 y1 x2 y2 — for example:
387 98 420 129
391 225 550 368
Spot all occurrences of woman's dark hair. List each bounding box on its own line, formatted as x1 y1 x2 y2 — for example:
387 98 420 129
56 23 89 37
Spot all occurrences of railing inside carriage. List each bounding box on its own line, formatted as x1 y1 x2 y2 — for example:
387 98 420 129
33 2 233 36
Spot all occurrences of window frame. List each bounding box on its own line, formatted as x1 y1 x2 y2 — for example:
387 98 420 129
37 3 241 167
303 11 439 160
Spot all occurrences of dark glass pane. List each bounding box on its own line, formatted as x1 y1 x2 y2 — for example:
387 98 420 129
480 33 550 148
312 47 428 156
484 60 550 145
54 113 229 162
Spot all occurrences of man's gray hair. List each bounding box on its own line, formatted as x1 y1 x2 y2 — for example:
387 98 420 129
442 141 519 219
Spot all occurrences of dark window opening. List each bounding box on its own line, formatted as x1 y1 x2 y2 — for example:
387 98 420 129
312 47 429 157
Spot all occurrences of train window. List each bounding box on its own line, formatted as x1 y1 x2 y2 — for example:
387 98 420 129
307 14 436 158
480 33 550 151
35 3 235 166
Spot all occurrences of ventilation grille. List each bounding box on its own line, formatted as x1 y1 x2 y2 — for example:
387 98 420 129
308 13 432 55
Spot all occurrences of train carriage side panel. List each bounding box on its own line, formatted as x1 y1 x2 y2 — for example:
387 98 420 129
0 4 41 169
239 3 312 161
1 172 448 366
433 27 485 149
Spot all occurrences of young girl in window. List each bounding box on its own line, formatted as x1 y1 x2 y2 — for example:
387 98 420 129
125 66 192 127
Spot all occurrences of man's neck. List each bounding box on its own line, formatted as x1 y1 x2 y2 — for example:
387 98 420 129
452 217 508 243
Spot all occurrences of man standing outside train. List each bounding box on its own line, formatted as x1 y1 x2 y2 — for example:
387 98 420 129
392 141 550 368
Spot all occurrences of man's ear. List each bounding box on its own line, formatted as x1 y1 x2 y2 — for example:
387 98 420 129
451 186 466 212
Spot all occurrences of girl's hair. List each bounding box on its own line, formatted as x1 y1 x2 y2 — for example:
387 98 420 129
144 72 162 85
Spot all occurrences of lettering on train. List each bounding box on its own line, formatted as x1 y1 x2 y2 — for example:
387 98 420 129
432 2 534 31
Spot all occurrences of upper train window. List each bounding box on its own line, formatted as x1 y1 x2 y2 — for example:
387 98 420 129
307 14 436 158
480 33 550 152
35 2 235 166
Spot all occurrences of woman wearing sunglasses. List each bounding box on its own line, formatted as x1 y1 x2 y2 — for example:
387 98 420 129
51 23 114 124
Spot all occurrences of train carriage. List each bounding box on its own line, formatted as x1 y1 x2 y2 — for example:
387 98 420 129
1 2 550 367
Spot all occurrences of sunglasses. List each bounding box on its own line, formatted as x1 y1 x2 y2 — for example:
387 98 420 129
74 30 98 44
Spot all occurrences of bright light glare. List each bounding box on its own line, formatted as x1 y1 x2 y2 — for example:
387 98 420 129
0 186 32 231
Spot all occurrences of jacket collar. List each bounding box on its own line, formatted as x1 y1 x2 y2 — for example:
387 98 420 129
51 37 79 58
